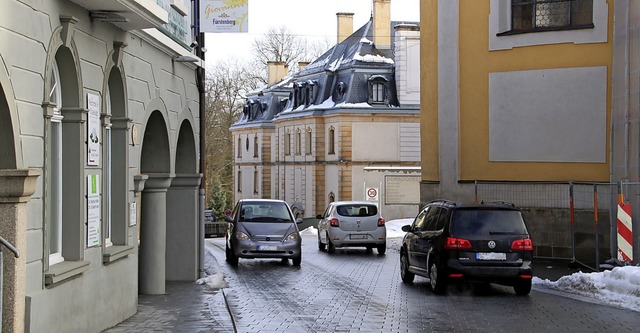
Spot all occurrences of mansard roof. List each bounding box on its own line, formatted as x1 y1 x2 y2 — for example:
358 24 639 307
231 18 418 128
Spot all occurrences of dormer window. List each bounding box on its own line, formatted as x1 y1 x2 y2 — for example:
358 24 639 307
368 75 389 104
336 82 347 100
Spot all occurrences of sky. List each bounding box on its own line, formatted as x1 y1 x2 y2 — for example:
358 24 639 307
203 0 420 64
199 218 640 313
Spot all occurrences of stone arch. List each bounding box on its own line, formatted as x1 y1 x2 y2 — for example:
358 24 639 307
0 55 19 169
175 111 197 174
166 110 201 281
140 109 171 173
41 25 84 265
138 102 173 294
103 56 129 246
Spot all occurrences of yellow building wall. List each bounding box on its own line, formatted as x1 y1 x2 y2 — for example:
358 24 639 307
420 0 439 181
420 1 614 183
459 1 613 182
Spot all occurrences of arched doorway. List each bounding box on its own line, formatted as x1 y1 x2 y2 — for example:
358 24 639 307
166 119 201 280
138 110 172 294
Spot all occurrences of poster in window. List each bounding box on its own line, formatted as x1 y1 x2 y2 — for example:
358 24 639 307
87 93 100 166
87 174 101 247
200 0 248 33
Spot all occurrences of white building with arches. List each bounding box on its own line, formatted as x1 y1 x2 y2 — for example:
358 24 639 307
0 0 203 331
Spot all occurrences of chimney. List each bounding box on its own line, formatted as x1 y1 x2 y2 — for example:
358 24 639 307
336 12 354 43
373 0 391 49
298 61 310 71
267 61 288 85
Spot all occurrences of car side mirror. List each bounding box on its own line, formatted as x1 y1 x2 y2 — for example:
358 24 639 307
224 216 233 223
296 217 303 224
401 225 412 232
315 215 323 219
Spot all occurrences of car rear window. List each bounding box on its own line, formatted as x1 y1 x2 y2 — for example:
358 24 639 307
336 204 378 217
451 209 528 237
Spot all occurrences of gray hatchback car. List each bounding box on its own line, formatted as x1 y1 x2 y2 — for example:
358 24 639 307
316 201 386 254
225 199 303 266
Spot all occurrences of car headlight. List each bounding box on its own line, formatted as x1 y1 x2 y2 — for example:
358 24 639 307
235 231 250 240
285 232 300 241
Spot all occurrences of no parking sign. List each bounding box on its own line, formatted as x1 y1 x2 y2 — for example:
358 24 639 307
366 187 379 201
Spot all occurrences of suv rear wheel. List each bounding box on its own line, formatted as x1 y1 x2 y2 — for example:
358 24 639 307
377 243 386 255
513 279 532 296
429 261 447 294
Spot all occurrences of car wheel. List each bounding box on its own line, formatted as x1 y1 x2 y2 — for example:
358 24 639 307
400 250 414 283
292 256 302 266
327 234 336 254
429 261 447 294
377 242 386 255
513 279 532 296
318 233 326 251
226 245 238 266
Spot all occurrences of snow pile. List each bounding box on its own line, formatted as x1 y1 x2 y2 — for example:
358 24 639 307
196 272 228 290
534 266 640 312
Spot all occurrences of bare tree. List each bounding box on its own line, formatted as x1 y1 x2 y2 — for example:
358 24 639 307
250 25 333 83
204 59 260 213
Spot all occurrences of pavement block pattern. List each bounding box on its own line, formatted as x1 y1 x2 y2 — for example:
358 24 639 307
104 235 640 333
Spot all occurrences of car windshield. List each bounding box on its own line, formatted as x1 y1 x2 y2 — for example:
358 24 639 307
451 209 528 237
335 204 378 217
239 202 292 222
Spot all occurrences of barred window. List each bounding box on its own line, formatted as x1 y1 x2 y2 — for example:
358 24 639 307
511 0 593 33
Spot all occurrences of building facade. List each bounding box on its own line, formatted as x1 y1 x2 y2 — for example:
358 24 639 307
419 0 640 264
231 0 422 221
0 0 203 331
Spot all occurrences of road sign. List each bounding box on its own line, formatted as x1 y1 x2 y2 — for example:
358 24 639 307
366 187 378 201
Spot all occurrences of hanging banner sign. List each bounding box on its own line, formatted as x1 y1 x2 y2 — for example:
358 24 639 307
87 174 101 247
87 92 100 166
200 0 248 33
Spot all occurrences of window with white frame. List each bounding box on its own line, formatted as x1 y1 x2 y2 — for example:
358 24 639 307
49 62 64 265
285 131 291 155
295 129 301 155
253 169 258 194
104 88 112 247
368 75 388 104
253 135 258 157
328 127 335 155
237 170 242 192
306 128 312 155
508 0 593 34
237 137 242 158
489 0 605 51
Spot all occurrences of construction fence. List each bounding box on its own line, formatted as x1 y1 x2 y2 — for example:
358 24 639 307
474 181 640 271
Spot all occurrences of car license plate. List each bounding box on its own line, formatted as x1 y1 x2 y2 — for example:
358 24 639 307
476 252 506 260
349 234 367 240
257 245 278 251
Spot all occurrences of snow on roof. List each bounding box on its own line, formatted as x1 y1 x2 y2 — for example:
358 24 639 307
353 53 395 64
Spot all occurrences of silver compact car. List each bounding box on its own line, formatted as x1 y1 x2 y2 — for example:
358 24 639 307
316 201 386 254
225 199 303 266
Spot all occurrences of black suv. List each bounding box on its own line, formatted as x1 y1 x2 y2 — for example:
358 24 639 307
399 200 533 295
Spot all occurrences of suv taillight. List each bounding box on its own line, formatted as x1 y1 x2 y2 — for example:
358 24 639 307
329 218 340 227
511 238 533 251
444 237 472 249
377 217 385 227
